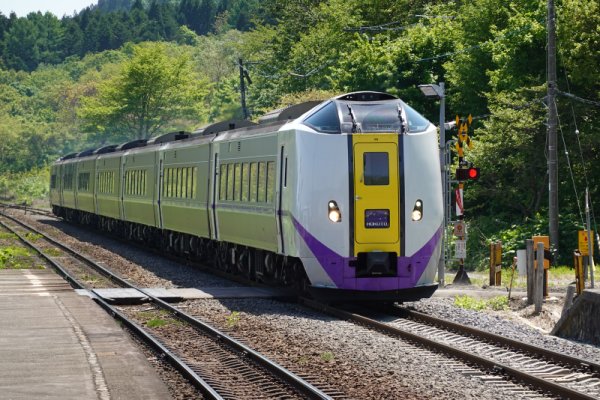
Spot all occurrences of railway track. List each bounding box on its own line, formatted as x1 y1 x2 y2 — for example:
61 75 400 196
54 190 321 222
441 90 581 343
0 210 337 400
10 204 600 398
301 298 600 400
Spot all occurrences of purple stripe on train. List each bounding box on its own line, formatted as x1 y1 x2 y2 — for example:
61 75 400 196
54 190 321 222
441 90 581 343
292 217 442 291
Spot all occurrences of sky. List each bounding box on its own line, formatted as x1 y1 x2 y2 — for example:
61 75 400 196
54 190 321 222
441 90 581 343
0 0 97 18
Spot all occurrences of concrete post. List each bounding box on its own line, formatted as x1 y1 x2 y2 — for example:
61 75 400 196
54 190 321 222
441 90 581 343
526 239 534 305
561 285 576 317
535 242 544 313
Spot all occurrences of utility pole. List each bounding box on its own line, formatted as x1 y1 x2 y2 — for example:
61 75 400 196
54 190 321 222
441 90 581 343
238 58 250 120
418 83 446 286
547 0 559 256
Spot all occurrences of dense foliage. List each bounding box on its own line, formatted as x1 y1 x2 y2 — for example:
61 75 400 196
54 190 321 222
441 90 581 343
1 0 599 266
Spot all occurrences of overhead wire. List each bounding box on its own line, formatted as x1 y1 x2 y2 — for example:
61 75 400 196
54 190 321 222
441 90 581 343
557 90 600 107
561 69 599 236
555 98 585 225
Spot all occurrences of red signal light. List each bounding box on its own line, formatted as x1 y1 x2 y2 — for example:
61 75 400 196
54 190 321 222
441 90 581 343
468 168 479 179
455 167 480 181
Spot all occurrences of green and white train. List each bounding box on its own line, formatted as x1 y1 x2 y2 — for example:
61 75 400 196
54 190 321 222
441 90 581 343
50 92 442 302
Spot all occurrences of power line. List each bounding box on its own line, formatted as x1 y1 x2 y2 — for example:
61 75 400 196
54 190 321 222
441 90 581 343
556 100 585 225
557 90 600 107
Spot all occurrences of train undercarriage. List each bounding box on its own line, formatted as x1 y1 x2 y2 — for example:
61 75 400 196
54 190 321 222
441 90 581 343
52 205 308 290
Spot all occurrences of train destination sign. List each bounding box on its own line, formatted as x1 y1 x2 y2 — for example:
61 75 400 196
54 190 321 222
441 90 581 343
365 209 390 229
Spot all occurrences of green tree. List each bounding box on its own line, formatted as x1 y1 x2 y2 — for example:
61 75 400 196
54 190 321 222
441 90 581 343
79 42 209 140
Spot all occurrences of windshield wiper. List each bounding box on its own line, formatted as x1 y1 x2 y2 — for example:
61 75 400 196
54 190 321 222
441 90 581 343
347 104 361 133
397 104 406 134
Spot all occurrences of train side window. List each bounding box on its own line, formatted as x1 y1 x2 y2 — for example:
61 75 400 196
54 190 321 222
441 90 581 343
78 172 90 191
137 170 142 195
250 162 258 202
234 163 242 201
192 167 197 198
133 170 138 195
175 168 181 198
303 101 341 134
182 168 188 198
219 165 227 200
364 152 389 185
169 168 174 197
227 164 235 200
188 167 193 198
241 163 249 202
266 161 275 203
142 170 146 196
50 174 56 189
183 167 189 198
258 161 267 202
165 169 170 197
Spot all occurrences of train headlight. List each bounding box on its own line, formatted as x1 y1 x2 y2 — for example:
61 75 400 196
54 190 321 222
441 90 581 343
328 201 342 223
411 199 423 221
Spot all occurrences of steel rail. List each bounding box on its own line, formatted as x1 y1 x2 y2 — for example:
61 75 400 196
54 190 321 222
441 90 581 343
0 215 223 400
0 210 332 400
389 305 600 375
300 298 597 400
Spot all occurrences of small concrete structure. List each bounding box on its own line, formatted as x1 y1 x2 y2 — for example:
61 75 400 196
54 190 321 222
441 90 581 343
551 289 600 345
0 269 172 400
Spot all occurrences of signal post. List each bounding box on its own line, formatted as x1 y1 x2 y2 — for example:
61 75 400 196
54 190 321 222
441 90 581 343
452 115 479 284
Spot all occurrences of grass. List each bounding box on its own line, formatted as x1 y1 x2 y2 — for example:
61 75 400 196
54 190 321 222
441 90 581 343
226 311 241 328
0 232 17 240
80 273 101 285
320 351 335 362
44 248 62 257
24 232 43 242
139 309 179 329
146 318 169 328
454 295 509 311
0 246 35 269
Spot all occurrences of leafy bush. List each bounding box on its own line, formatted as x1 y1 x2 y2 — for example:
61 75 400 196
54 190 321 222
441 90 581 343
0 167 50 204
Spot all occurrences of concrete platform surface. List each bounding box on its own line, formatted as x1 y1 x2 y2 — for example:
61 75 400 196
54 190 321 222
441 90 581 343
0 269 172 400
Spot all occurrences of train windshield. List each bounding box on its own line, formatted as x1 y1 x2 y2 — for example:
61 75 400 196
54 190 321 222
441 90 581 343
339 100 430 134
302 100 431 134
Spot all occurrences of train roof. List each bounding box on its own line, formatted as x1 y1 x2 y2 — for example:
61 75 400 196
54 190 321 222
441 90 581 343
193 119 257 136
54 91 410 162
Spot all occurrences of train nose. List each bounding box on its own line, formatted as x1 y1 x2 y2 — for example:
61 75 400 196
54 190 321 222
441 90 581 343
356 251 397 277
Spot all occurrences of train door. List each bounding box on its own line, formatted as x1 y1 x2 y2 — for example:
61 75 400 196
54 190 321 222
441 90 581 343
276 145 286 254
58 164 64 207
209 152 219 240
353 135 400 256
156 154 164 229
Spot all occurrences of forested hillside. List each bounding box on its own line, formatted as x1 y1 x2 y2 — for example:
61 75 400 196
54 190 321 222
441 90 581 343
0 0 598 266
0 0 259 71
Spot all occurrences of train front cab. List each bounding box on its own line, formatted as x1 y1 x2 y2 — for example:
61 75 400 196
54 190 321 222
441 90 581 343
296 92 440 303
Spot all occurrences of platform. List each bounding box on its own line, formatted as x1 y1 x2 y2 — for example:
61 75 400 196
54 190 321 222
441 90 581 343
81 286 295 304
0 269 172 400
